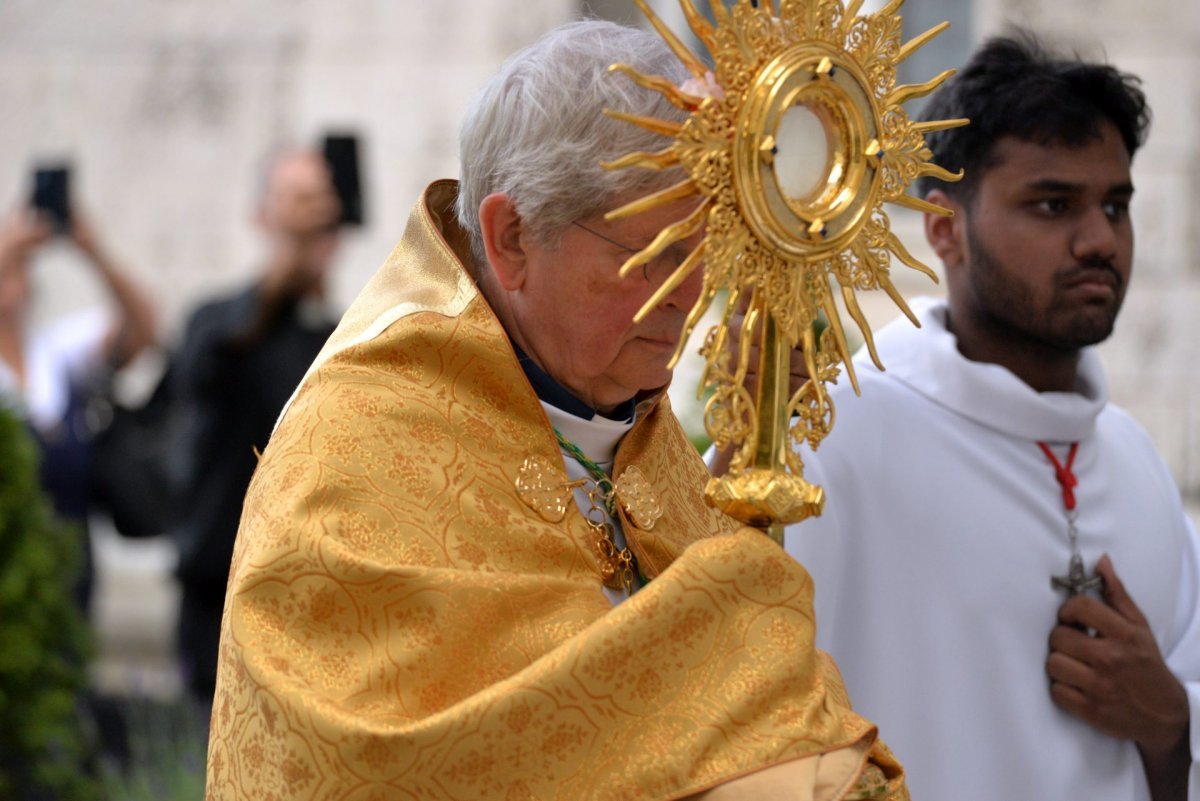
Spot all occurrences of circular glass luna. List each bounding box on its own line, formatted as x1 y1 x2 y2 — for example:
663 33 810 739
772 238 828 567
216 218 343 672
774 103 832 202
733 42 883 261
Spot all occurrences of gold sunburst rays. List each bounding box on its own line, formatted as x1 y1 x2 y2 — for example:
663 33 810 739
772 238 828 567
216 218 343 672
605 0 964 533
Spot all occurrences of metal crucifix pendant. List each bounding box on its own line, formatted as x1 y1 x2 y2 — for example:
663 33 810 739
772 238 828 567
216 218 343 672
1051 552 1104 597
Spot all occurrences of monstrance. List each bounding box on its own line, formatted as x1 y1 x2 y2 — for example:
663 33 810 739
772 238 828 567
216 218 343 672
605 0 965 542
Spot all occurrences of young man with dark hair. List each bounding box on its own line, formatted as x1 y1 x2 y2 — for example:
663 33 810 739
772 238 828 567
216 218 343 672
785 34 1197 801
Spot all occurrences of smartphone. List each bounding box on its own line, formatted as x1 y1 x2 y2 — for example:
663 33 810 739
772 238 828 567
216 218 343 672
31 164 71 232
321 133 364 227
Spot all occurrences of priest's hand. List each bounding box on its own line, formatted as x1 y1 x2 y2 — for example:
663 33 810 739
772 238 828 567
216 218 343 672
1046 555 1190 801
708 293 811 478
728 290 813 397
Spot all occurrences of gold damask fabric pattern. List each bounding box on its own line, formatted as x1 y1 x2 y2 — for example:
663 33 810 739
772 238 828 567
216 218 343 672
206 181 907 801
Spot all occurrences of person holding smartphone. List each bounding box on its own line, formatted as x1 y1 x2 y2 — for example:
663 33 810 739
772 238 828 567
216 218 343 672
0 196 158 612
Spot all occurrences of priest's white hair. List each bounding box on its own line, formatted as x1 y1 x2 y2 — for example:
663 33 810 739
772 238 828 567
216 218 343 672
455 19 690 269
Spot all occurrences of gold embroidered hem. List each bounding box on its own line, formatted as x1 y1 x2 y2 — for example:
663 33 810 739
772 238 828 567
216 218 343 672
205 181 907 801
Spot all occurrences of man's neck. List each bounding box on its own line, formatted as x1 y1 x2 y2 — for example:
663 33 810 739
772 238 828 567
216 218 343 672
476 272 637 421
513 342 636 423
260 256 325 303
946 309 1081 393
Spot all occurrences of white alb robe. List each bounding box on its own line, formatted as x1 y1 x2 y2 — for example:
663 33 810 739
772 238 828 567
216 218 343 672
786 297 1200 801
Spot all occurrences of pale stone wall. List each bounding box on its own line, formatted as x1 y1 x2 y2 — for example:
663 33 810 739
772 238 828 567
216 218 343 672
0 0 575 337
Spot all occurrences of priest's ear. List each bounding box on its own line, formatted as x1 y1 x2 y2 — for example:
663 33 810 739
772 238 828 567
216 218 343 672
478 193 528 290
923 188 966 271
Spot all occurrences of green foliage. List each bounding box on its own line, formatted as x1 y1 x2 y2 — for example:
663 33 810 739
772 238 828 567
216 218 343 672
0 405 101 800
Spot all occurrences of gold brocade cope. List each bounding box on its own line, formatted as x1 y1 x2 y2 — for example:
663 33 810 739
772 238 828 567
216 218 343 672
206 181 907 800
603 0 965 530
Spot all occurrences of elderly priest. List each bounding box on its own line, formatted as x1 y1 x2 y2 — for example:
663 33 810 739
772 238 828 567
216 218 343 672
205 20 905 801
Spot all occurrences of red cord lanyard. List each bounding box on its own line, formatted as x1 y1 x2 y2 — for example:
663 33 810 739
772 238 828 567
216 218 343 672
1038 442 1102 597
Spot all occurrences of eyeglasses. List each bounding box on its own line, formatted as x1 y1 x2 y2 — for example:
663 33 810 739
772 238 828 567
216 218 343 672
571 220 675 283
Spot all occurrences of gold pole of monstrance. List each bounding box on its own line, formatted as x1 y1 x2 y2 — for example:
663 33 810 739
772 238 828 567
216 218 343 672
605 0 964 542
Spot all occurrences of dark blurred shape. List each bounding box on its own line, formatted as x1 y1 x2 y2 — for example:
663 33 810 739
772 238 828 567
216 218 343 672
322 133 365 226
30 163 72 232
170 147 342 725
88 357 177 541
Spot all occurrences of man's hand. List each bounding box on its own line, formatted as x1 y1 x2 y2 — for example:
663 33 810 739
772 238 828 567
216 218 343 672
732 314 813 401
0 209 51 263
1047 554 1190 799
68 211 101 258
709 298 812 477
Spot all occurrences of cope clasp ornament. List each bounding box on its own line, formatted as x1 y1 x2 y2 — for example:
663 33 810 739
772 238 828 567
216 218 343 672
516 456 663 532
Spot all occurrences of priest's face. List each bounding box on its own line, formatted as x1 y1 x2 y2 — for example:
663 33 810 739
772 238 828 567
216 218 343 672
506 195 705 414
948 121 1134 352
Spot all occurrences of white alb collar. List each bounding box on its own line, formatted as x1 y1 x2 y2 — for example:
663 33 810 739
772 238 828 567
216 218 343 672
540 400 633 468
864 296 1108 442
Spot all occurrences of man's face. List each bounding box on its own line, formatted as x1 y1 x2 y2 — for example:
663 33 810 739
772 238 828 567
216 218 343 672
260 152 341 239
257 151 342 290
953 121 1134 351
509 196 705 413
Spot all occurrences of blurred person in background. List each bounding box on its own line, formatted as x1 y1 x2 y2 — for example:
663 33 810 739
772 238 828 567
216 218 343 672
170 147 342 725
0 204 158 613
0 200 158 782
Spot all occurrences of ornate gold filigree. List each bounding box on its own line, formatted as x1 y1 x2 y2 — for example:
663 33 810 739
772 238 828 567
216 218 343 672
614 465 664 530
516 455 574 523
606 0 964 530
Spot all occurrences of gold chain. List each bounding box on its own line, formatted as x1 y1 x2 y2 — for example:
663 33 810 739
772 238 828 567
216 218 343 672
582 481 636 595
555 428 638 596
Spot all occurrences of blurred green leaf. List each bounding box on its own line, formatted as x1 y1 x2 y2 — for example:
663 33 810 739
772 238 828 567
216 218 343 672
0 406 101 800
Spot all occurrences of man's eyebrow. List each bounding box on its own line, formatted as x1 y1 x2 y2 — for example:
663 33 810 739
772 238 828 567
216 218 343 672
1024 179 1082 193
1024 178 1135 196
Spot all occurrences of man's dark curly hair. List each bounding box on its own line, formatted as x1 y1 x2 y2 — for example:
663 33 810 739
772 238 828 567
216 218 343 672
915 31 1151 202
